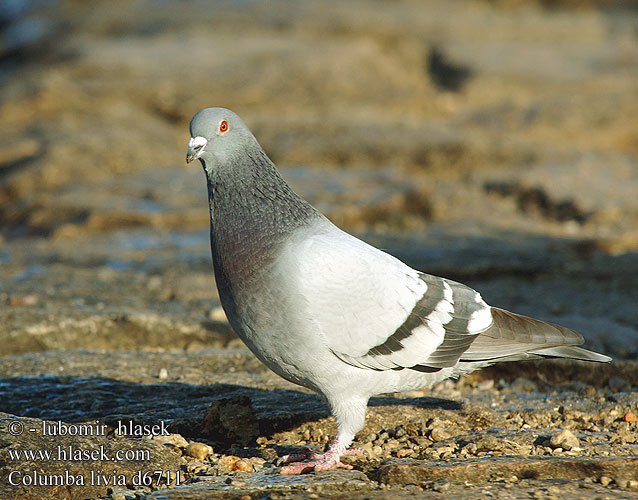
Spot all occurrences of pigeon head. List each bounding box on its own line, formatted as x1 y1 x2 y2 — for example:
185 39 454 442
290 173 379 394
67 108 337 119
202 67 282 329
186 108 258 168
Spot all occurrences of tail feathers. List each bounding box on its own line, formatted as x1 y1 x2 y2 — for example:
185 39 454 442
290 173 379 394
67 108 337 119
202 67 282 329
461 307 611 364
530 346 612 363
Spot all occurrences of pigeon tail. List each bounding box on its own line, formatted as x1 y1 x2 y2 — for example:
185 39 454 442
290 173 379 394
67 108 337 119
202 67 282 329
460 308 611 363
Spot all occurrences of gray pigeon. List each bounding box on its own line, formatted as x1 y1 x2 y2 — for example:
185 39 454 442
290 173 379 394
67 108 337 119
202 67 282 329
186 108 611 474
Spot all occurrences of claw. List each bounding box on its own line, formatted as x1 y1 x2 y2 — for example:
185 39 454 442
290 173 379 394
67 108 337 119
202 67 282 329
279 446 365 475
281 457 353 475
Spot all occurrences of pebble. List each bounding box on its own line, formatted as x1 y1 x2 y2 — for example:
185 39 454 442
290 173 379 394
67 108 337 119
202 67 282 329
430 427 452 442
432 480 450 492
549 429 579 451
209 306 228 321
614 478 629 488
622 411 637 423
218 455 241 471
153 433 189 449
158 367 168 380
477 379 494 391
185 442 213 460
599 476 612 486
233 458 255 472
9 293 40 307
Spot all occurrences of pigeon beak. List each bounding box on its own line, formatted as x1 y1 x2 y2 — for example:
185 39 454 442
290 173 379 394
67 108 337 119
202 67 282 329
186 136 207 164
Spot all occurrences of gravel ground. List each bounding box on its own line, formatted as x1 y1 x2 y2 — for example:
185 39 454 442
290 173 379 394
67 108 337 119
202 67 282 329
1 349 637 499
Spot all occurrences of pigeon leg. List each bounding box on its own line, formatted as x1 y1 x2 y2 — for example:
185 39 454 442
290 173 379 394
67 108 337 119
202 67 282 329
280 396 368 474
280 437 364 475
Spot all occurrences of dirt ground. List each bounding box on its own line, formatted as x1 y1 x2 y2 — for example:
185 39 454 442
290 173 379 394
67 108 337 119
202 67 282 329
0 0 637 499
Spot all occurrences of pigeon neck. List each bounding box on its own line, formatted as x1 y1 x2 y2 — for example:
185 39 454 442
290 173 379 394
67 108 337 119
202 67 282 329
203 148 321 289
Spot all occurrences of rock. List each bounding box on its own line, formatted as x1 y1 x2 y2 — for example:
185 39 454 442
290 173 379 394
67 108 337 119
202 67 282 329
432 479 450 492
623 411 637 423
473 435 504 454
233 458 255 473
599 476 612 486
209 306 228 322
217 455 241 472
549 430 579 451
153 433 189 449
202 396 260 446
185 442 213 460
9 294 40 307
429 427 452 442
374 457 638 487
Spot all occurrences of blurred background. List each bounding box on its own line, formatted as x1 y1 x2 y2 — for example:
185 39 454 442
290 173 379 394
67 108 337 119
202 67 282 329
1 0 637 358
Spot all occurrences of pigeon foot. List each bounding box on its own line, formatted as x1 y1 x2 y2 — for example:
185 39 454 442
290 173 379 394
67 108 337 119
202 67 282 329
280 446 364 475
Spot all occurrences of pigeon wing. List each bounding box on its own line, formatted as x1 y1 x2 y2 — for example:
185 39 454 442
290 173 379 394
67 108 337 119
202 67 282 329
285 226 493 371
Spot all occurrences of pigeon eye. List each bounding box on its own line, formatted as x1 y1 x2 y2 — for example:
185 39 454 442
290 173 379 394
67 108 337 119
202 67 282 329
219 120 229 133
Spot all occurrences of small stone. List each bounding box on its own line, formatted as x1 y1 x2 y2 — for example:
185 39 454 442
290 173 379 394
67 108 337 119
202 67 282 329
622 411 637 423
377 431 390 442
218 455 240 471
582 385 596 397
396 448 413 458
185 442 213 460
628 480 638 490
9 293 40 307
233 458 254 472
360 442 375 458
599 476 612 486
385 438 401 450
430 427 451 442
153 433 189 448
614 478 629 488
394 426 407 438
549 429 579 451
158 368 168 380
209 306 228 321
477 379 494 391
474 435 503 453
202 396 259 446
432 480 450 492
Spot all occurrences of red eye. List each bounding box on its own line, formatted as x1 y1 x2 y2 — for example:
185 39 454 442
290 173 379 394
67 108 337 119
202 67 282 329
219 120 229 133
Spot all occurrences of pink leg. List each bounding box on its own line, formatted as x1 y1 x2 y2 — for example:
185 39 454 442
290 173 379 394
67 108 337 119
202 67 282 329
280 438 365 475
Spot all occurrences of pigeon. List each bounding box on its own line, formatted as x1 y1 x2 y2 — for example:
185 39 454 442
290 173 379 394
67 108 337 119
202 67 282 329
186 107 611 474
